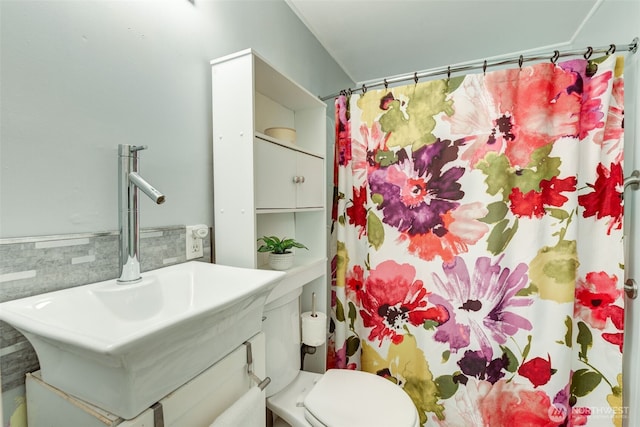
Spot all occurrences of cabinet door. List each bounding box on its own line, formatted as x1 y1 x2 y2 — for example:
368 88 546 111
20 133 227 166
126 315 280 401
295 153 324 208
254 139 296 209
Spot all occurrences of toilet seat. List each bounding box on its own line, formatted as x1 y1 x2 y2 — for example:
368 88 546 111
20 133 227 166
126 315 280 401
304 369 419 427
267 369 419 427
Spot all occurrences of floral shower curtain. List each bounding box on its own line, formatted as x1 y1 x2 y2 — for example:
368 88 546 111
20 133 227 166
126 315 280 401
328 54 626 426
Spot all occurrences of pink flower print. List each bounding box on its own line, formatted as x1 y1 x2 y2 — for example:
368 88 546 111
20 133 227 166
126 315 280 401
596 77 624 160
578 69 612 139
575 272 624 346
359 260 449 345
335 96 352 166
451 62 582 169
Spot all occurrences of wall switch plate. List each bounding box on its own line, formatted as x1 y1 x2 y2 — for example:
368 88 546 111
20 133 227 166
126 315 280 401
186 225 205 260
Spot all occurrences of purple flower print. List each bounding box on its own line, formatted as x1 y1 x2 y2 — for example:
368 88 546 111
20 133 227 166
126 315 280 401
457 350 509 384
430 256 533 359
368 139 465 237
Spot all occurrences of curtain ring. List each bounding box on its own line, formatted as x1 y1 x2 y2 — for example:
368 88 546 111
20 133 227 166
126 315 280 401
347 88 353 97
383 79 388 90
550 50 560 64
518 55 524 69
607 44 616 55
414 72 419 84
584 46 593 60
482 60 487 75
361 84 367 94
446 66 451 81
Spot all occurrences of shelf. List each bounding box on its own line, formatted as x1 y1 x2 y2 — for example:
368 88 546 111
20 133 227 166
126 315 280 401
255 132 324 159
262 257 327 305
256 207 324 214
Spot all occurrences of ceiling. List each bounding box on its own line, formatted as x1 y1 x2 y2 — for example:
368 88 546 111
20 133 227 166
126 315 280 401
286 0 639 86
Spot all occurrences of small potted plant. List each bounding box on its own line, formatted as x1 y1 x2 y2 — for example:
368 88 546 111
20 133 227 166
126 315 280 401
257 235 308 270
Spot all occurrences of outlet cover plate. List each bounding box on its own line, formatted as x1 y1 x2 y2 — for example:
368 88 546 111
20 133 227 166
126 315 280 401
186 225 204 260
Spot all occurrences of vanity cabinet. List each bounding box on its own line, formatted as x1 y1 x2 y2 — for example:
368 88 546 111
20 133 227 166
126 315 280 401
211 49 328 372
26 333 267 426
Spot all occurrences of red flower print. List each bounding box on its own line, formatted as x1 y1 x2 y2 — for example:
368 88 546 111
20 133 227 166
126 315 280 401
346 265 365 304
346 185 368 237
450 62 582 169
509 187 545 218
602 332 624 353
578 162 623 234
359 260 449 345
509 176 577 218
479 379 563 427
518 354 554 387
575 271 623 330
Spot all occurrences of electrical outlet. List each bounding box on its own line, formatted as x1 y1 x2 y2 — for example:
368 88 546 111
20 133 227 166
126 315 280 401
186 225 205 260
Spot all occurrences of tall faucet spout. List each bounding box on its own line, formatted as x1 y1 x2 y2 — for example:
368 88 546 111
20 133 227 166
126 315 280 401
129 172 166 204
118 144 166 284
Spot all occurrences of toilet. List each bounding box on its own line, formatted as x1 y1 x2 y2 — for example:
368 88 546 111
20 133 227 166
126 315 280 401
263 287 420 427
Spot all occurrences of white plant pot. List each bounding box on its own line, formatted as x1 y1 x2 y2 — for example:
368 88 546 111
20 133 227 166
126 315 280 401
269 252 294 270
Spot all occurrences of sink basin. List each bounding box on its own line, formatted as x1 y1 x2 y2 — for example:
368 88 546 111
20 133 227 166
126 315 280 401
0 261 284 419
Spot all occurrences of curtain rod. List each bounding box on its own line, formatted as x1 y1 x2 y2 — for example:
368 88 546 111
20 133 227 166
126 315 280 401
320 37 639 101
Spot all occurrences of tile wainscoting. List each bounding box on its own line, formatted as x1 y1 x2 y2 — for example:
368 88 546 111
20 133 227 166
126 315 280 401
0 225 212 397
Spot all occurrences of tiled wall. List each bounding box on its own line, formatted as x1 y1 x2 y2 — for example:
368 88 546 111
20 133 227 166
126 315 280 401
0 226 212 394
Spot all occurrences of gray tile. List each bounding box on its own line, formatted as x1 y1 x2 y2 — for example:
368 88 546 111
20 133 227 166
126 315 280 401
0 225 213 392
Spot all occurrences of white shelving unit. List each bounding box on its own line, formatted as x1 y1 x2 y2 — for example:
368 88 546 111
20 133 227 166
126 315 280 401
211 49 328 371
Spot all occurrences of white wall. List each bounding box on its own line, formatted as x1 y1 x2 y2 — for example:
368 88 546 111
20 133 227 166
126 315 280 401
0 0 353 239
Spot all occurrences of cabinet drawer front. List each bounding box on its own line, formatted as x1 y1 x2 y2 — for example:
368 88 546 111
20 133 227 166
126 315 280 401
255 139 297 209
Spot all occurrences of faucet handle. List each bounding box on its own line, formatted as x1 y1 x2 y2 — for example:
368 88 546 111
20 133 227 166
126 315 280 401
130 145 148 152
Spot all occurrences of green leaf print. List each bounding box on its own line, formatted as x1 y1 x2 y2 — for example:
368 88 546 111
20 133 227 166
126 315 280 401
486 218 519 255
563 315 573 347
577 321 593 361
517 145 561 192
362 336 444 424
367 211 385 250
357 80 454 150
335 298 345 322
477 145 561 201
500 346 520 373
571 369 602 397
529 240 578 303
477 152 512 198
347 302 357 329
434 375 459 400
374 150 397 167
346 336 360 357
446 76 465 94
547 208 570 221
522 335 532 361
336 240 349 287
480 201 508 224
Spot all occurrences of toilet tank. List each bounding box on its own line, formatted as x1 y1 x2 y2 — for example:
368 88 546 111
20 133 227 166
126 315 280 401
263 287 302 397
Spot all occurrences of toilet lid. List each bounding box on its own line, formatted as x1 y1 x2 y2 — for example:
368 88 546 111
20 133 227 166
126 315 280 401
303 369 419 427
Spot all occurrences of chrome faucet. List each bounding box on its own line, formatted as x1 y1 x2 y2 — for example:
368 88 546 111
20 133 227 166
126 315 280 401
118 144 166 284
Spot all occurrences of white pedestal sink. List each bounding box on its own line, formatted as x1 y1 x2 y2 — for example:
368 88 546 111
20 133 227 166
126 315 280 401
0 261 284 419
